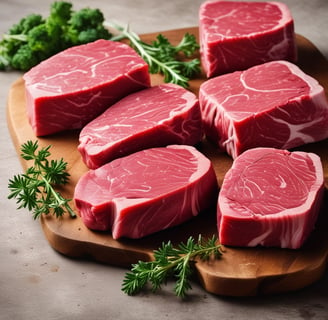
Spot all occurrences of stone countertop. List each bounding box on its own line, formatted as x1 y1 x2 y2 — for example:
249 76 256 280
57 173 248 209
1 1 327 319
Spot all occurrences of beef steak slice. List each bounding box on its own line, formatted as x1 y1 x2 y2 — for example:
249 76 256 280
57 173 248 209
199 0 297 77
74 145 219 239
23 39 150 136
218 147 325 249
78 83 202 169
199 60 328 159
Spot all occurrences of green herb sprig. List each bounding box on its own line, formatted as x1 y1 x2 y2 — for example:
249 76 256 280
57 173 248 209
106 21 200 88
8 140 76 219
122 235 223 298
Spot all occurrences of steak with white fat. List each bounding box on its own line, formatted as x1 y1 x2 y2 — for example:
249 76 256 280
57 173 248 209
218 148 324 249
200 60 328 159
74 145 218 239
78 84 202 169
23 39 150 136
199 1 297 77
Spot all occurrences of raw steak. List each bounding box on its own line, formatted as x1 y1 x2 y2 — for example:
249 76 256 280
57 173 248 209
74 145 218 239
78 83 202 169
199 1 297 77
199 60 328 159
218 148 324 249
23 39 150 136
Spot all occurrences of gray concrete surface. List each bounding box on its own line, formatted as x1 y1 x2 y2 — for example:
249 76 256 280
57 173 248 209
1 1 327 319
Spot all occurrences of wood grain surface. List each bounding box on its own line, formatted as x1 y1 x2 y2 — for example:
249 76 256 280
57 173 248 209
6 27 328 296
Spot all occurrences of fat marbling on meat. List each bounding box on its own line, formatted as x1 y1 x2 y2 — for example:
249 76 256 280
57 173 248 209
200 60 328 159
78 83 202 169
218 147 324 249
23 39 150 136
74 145 219 239
199 1 297 77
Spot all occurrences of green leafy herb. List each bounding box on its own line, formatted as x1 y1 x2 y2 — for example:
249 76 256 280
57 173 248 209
107 22 200 88
122 235 223 298
8 140 76 219
0 1 111 71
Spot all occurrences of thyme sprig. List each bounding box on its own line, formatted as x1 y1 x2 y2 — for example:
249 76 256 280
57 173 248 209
122 235 223 298
8 140 76 219
106 21 201 88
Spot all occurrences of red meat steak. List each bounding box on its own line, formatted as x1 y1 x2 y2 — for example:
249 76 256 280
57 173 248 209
199 60 328 159
78 83 202 169
23 39 150 136
199 0 297 77
218 148 324 249
74 145 219 239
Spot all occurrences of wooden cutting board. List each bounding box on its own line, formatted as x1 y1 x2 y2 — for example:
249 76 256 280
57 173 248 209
6 27 328 297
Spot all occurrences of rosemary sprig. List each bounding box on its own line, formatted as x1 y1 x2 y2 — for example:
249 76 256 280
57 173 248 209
106 21 201 88
8 140 76 219
122 235 223 298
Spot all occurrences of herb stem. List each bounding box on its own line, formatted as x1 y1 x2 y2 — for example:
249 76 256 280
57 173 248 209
3 33 28 42
41 175 76 218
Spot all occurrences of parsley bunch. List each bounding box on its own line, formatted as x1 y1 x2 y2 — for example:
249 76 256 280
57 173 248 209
8 140 76 219
122 235 223 298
